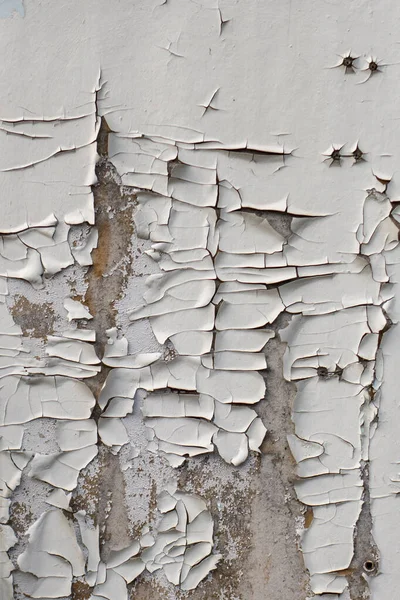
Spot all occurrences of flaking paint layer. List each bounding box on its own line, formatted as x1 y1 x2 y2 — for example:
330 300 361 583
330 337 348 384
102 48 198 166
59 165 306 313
2 1 400 598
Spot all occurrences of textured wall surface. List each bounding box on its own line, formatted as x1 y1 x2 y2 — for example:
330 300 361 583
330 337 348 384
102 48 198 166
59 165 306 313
1 1 400 599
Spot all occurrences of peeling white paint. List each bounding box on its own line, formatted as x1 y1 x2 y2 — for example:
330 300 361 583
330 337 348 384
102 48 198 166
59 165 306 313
16 487 219 599
2 0 400 597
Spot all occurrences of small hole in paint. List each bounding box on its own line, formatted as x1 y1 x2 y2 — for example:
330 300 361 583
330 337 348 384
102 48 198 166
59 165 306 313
342 56 355 68
364 560 375 572
330 149 341 161
352 145 365 163
317 366 328 379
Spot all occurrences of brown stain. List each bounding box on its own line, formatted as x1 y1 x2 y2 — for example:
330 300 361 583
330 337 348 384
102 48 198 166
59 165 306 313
304 507 313 529
89 219 112 280
84 117 136 355
10 296 55 339
9 501 34 536
71 294 85 302
335 568 355 576
71 579 91 600
97 116 111 156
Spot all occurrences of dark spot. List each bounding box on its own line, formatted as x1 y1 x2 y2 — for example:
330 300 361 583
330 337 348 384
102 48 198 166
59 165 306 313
317 365 342 379
323 145 344 167
363 559 376 573
71 580 91 600
352 145 365 163
338 54 358 73
340 55 357 72
343 56 354 67
369 61 378 71
317 366 329 379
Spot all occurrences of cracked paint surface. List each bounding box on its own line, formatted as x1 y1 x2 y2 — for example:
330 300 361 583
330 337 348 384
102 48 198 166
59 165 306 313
2 1 400 599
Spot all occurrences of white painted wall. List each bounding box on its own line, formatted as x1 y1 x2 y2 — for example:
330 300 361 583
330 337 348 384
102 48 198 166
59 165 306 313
1 1 400 598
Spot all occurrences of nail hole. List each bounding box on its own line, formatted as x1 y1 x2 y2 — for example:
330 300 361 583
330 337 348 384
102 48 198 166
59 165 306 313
363 560 376 572
343 56 354 68
330 149 341 161
317 366 328 379
352 144 365 163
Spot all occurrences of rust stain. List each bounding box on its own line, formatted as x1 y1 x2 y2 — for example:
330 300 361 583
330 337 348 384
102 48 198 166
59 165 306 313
71 579 91 600
83 117 136 353
304 507 313 529
334 568 354 576
89 220 111 280
97 116 111 157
